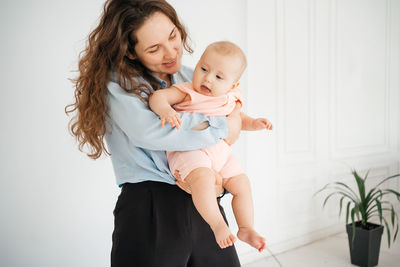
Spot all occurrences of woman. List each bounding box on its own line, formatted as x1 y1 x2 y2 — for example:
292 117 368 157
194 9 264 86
66 0 242 266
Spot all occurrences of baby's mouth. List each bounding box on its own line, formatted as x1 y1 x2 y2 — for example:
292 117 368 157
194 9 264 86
200 85 212 94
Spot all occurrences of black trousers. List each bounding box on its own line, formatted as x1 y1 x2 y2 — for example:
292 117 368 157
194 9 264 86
111 181 241 267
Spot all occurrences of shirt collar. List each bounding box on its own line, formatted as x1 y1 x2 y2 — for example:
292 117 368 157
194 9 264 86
148 72 177 89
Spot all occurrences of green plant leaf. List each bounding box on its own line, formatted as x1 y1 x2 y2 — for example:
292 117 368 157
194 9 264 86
365 199 388 217
351 207 356 244
336 191 358 204
346 202 351 224
384 189 400 201
364 169 370 182
368 207 397 221
339 196 345 217
322 192 338 209
313 183 331 197
353 170 366 203
383 217 391 248
333 182 359 201
315 170 400 247
375 174 400 189
392 206 395 227
366 204 377 220
366 189 382 208
376 200 383 224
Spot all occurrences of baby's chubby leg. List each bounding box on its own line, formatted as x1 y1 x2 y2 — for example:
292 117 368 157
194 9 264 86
223 174 266 252
185 167 236 249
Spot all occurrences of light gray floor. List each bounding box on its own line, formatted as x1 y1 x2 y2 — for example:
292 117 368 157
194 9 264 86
244 231 400 267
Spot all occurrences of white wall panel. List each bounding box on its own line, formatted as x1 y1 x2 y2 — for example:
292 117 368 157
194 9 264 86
331 0 390 158
277 0 317 163
245 0 400 264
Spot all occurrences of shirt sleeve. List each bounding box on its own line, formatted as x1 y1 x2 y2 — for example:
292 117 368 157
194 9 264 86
107 81 228 151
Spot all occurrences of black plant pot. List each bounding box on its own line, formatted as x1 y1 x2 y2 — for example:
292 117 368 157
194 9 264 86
346 222 384 267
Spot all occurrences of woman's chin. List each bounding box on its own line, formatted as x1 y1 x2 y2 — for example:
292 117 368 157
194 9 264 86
163 63 180 74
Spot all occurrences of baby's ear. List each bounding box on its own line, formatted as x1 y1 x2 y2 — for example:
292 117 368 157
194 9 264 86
232 82 240 89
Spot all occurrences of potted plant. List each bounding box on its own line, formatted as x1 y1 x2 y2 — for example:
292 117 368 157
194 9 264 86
315 169 400 267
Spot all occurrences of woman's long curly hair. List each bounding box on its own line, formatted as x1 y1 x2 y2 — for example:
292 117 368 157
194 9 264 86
65 0 192 159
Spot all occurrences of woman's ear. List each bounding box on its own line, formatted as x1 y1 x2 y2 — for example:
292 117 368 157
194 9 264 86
126 53 136 60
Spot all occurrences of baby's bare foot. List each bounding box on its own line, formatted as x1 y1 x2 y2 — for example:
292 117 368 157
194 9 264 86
211 221 236 249
237 227 266 252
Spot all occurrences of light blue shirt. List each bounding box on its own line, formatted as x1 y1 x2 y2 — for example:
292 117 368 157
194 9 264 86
105 66 228 186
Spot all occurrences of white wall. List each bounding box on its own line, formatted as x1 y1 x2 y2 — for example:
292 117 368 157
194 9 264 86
0 1 117 266
243 0 400 263
0 0 245 266
0 0 399 266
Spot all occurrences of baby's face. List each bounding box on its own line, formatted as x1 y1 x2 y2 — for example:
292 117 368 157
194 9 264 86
192 49 242 97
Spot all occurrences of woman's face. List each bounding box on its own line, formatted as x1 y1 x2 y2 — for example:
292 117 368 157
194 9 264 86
133 12 183 80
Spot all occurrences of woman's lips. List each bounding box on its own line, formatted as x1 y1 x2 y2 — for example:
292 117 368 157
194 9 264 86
163 58 177 68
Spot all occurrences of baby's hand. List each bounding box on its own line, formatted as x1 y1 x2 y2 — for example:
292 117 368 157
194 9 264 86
159 108 182 129
252 118 273 131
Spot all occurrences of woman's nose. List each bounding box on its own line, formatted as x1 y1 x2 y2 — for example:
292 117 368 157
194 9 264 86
164 44 176 59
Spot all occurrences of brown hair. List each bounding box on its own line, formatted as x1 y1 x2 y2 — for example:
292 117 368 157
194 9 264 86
65 0 192 159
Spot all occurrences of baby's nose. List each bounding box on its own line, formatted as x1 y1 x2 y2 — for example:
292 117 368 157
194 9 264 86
204 73 213 82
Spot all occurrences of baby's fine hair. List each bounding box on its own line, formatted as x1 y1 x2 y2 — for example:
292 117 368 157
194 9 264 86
206 41 247 77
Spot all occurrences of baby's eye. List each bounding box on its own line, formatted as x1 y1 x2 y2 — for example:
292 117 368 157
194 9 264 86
216 75 223 80
201 67 207 72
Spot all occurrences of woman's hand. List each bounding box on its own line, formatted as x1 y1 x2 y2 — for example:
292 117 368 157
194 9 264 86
224 102 242 145
175 170 224 197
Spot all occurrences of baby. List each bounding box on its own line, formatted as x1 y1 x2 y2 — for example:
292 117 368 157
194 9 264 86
149 41 272 251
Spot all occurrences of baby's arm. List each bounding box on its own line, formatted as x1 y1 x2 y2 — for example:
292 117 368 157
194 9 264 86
149 87 187 129
240 112 273 131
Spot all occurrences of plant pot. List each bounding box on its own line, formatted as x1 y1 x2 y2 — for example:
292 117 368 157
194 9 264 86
346 222 384 267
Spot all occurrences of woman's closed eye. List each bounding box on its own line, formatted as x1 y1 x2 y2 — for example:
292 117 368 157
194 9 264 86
169 33 177 40
169 28 177 40
148 46 159 54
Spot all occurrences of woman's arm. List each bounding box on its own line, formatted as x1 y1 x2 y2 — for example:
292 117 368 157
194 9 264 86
107 81 228 151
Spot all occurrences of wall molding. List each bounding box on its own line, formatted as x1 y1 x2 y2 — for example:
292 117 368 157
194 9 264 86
330 0 392 159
